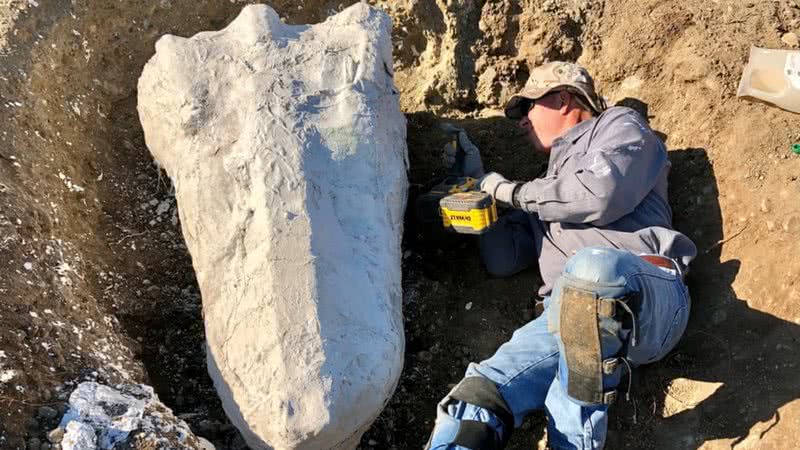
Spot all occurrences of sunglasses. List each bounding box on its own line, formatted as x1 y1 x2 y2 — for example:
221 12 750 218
519 98 535 115
519 91 595 117
518 91 557 116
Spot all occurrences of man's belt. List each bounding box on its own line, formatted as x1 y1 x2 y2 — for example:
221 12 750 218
640 254 680 276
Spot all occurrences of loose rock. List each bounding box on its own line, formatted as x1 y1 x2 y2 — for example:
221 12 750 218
48 428 65 444
760 198 771 213
782 32 799 47
61 422 96 450
783 215 800 233
663 378 724 417
38 406 58 420
25 418 40 432
196 419 219 436
197 437 215 450
711 309 727 325
58 382 206 450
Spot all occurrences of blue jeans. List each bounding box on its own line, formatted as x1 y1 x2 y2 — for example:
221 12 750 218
427 247 690 449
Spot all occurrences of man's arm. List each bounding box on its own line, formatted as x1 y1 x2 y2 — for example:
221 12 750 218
479 210 537 277
515 111 668 226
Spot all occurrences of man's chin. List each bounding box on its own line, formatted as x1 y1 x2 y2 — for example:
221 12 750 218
529 137 550 154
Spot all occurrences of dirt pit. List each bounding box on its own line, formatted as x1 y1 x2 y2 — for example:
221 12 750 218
1 1 800 449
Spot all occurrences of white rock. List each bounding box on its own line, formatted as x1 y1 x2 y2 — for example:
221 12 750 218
137 4 407 450
59 382 205 450
0 369 16 383
782 32 799 48
156 200 171 215
197 437 216 450
62 421 97 450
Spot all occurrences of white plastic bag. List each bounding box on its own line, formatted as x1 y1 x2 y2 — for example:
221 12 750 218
738 46 800 113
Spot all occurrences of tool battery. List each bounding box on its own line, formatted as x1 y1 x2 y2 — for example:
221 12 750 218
439 190 497 234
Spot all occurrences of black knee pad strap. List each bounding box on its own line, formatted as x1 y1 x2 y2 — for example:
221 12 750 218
449 377 515 448
452 420 504 450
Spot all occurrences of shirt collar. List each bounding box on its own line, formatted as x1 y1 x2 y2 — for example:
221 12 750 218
557 116 597 146
547 116 598 168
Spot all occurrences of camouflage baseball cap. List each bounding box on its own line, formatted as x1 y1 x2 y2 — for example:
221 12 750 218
504 61 606 120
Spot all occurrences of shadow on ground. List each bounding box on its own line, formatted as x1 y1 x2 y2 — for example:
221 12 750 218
638 147 800 449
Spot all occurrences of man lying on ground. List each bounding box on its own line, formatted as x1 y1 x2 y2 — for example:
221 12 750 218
426 61 697 450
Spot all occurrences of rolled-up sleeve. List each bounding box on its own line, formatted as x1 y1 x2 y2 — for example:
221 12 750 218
479 210 537 277
514 112 668 226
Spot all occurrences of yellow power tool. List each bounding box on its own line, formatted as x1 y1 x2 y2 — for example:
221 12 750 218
415 176 498 235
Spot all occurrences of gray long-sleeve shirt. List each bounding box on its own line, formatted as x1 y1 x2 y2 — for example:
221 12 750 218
480 107 697 296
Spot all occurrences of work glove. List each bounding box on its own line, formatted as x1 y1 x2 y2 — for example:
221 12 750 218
440 123 485 178
480 172 518 208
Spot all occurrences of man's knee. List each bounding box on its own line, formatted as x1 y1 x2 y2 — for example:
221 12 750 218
563 247 631 285
549 248 635 407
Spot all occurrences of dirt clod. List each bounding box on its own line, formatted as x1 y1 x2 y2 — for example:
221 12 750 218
46 428 64 444
782 32 799 47
36 407 57 421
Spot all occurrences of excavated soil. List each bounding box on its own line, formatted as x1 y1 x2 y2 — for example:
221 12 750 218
1 1 799 449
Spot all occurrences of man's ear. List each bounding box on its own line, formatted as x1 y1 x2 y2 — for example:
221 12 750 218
558 91 572 115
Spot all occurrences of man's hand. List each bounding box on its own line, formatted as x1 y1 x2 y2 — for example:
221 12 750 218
441 124 485 178
480 172 518 207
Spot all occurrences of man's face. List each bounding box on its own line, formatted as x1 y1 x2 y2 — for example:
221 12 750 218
518 92 566 154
